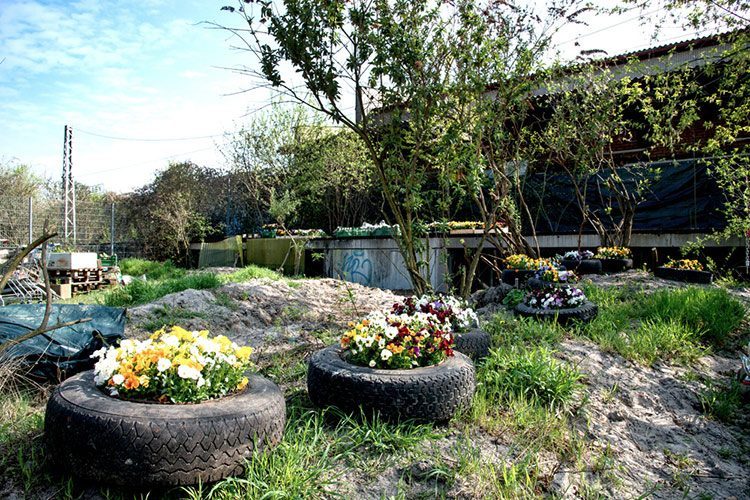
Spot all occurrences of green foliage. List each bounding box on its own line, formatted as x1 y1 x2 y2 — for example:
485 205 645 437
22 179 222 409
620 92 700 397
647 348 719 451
219 265 283 283
119 258 185 280
501 289 526 308
699 379 743 422
622 319 705 366
479 346 583 409
102 273 221 307
484 313 564 348
637 287 745 344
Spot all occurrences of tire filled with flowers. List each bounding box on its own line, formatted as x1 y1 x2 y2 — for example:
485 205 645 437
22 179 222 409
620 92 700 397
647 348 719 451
501 254 541 286
515 286 598 325
307 305 476 422
392 295 489 360
45 327 285 487
594 247 633 273
654 258 712 284
560 250 602 275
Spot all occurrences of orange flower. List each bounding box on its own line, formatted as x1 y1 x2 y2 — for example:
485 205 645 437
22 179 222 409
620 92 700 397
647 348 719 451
123 373 140 390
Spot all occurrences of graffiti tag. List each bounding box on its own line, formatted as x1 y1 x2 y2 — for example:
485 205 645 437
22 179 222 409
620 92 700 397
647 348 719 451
340 250 373 286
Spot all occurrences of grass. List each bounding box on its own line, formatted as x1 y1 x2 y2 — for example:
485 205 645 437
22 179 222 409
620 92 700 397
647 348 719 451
699 379 743 422
577 285 745 366
138 306 207 332
64 259 285 308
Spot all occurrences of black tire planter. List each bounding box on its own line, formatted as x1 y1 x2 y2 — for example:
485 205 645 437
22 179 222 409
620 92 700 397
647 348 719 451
514 301 598 325
45 371 286 487
307 346 476 422
654 266 713 284
527 278 573 290
501 269 537 287
454 329 491 361
561 259 602 275
597 258 633 273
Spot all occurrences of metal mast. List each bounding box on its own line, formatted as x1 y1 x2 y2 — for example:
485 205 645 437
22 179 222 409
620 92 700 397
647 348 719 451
62 125 76 243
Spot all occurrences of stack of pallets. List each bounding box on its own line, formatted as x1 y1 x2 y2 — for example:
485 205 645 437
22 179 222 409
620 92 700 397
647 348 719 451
49 267 105 296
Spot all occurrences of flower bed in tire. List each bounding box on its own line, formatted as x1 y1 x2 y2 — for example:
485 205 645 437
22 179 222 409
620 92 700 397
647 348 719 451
45 371 285 486
514 286 598 325
654 266 713 284
501 269 537 286
44 326 286 487
597 258 633 273
307 345 475 422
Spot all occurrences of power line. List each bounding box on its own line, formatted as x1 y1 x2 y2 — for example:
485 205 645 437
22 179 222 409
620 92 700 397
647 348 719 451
76 146 217 178
76 128 223 142
556 7 663 47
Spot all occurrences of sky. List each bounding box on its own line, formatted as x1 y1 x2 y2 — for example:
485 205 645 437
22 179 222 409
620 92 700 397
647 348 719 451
0 1 709 193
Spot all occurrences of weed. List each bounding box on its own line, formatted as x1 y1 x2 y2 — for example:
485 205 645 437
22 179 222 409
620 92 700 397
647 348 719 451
637 288 745 345
601 383 620 404
502 289 526 308
138 306 206 332
103 273 221 307
625 319 705 366
219 265 282 283
119 258 186 280
213 291 238 311
699 379 742 422
485 315 564 348
479 346 583 409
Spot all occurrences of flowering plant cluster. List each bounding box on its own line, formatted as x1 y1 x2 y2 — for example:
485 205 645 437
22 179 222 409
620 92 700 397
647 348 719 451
92 326 254 404
595 247 631 259
391 294 479 333
664 258 704 271
505 254 540 270
341 310 453 369
524 286 588 310
535 264 577 283
563 250 595 261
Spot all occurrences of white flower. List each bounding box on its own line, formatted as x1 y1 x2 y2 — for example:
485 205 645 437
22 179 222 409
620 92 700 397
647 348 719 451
162 335 180 348
112 374 125 385
177 365 201 380
157 358 172 372
384 326 399 340
381 349 393 361
369 360 376 368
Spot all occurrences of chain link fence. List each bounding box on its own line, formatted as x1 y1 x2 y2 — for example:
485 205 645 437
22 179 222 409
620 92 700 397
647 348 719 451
0 197 143 258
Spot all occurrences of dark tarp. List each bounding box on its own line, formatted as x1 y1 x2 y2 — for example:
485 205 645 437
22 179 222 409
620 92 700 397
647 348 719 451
524 159 726 234
0 304 126 381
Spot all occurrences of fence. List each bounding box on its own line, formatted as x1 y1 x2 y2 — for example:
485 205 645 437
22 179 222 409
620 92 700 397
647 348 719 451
0 197 143 258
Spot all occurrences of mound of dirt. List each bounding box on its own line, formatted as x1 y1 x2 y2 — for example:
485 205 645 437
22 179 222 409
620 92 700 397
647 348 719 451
126 278 403 347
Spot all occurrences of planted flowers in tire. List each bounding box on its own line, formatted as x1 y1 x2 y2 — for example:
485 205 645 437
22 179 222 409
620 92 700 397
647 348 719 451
515 285 598 325
307 309 476 422
392 294 489 360
44 326 285 487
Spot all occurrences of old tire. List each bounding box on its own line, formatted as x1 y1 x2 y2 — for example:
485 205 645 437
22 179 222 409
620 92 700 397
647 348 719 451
654 266 712 284
501 270 536 287
454 329 491 361
598 258 633 273
45 371 286 487
514 301 598 325
561 259 602 275
307 346 476 422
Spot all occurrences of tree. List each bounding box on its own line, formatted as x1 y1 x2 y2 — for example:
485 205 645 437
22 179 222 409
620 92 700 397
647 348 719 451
220 0 593 294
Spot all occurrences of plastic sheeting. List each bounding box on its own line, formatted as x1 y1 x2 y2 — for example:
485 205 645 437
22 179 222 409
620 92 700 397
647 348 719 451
0 304 125 381
524 159 725 234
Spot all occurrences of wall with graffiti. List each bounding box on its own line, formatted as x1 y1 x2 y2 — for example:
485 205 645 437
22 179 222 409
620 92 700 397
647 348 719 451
320 239 448 291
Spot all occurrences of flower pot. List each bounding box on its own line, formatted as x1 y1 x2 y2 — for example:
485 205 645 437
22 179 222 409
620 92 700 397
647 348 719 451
514 301 598 325
597 258 633 273
454 328 491 361
501 269 537 287
307 345 476 422
654 266 713 284
45 371 285 487
561 258 602 275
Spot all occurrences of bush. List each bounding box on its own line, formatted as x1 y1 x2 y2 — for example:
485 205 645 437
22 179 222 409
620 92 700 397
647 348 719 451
637 288 745 344
478 347 583 409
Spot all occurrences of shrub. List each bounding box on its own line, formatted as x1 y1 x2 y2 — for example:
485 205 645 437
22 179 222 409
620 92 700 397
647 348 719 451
637 288 745 344
479 347 583 408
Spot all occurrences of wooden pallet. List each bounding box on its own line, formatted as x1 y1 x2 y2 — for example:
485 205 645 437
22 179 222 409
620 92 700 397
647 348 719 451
49 268 103 284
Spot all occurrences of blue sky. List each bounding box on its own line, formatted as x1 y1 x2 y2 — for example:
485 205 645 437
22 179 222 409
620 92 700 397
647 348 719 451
0 1 706 193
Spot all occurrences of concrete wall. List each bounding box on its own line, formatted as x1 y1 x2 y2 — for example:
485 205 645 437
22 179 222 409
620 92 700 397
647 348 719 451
309 238 448 291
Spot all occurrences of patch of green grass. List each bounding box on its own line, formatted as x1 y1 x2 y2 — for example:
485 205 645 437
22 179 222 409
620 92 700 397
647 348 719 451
699 379 743 422
337 409 443 456
479 346 583 409
485 314 565 348
102 273 221 307
219 265 282 284
259 347 310 385
138 306 207 332
637 287 745 345
119 258 186 280
626 319 705 366
213 291 238 311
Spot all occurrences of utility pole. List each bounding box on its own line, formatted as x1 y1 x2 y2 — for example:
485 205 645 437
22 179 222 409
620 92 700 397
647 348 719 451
62 125 76 244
